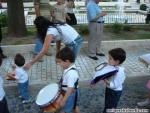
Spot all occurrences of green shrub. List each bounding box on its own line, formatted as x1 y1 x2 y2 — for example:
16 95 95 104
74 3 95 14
112 23 123 33
78 24 89 35
123 25 132 31
0 14 7 27
140 4 147 11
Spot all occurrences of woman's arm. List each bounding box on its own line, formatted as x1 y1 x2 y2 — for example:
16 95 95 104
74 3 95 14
56 40 61 54
25 35 53 69
30 35 53 65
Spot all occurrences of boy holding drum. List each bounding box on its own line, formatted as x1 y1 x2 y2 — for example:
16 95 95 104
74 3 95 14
103 48 126 113
56 47 80 113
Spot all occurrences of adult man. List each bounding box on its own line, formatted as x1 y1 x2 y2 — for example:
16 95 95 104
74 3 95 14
86 0 106 60
33 0 52 57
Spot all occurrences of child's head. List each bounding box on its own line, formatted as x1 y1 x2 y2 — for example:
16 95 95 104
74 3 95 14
108 48 126 66
14 53 25 67
56 47 75 69
57 0 64 4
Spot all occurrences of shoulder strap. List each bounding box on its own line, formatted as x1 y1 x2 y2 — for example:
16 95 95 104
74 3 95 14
59 67 79 89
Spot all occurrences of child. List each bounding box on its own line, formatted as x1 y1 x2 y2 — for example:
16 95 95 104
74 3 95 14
51 0 66 23
0 56 10 113
7 53 30 104
56 47 80 113
103 48 126 113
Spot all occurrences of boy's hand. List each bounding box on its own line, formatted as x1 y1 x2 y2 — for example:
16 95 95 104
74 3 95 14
90 83 96 88
103 79 110 86
60 99 66 107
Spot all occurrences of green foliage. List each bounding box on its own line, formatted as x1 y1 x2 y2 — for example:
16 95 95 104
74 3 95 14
140 4 147 11
78 24 89 35
112 23 123 33
0 14 7 27
136 0 140 3
123 25 132 31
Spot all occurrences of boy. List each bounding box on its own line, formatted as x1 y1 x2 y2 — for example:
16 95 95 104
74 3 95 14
0 56 10 113
7 53 30 104
103 48 126 113
56 47 80 113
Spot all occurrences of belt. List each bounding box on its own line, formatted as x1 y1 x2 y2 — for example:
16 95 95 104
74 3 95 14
97 21 104 23
90 21 104 23
67 36 83 46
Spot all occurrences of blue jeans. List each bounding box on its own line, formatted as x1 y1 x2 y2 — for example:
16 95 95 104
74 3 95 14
34 34 43 55
18 81 29 100
61 89 79 113
66 36 83 58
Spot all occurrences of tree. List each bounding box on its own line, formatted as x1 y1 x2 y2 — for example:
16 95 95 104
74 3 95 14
6 0 27 37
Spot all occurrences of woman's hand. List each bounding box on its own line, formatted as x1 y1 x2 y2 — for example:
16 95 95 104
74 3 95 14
24 62 32 70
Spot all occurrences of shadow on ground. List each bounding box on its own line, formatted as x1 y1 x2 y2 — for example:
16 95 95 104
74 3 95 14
5 76 150 113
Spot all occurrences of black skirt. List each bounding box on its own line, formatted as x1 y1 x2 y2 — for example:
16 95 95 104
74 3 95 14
66 13 77 25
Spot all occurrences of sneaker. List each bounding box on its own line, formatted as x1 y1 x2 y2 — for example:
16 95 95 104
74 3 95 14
88 56 98 60
96 53 105 56
19 95 22 99
22 99 31 104
137 99 150 106
0 54 7 59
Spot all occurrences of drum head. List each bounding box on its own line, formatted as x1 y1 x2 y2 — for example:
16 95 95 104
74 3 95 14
36 83 59 106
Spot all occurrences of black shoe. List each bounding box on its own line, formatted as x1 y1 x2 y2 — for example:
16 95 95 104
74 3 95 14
96 53 105 56
1 54 7 59
88 56 98 60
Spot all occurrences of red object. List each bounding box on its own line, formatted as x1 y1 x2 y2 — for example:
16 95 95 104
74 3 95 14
146 80 150 90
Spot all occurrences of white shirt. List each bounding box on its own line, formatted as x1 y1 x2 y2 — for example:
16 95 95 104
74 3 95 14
107 66 126 91
0 76 5 101
15 67 28 83
46 24 79 44
62 64 79 91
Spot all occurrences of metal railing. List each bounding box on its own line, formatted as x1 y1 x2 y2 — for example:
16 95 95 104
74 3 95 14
25 12 146 25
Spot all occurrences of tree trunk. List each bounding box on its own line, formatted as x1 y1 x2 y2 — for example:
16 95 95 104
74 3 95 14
6 0 27 37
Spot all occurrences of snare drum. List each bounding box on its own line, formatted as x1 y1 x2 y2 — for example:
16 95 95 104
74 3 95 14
36 83 63 112
91 62 118 84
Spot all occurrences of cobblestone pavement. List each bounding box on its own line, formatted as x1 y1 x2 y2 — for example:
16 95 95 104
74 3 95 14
1 41 150 113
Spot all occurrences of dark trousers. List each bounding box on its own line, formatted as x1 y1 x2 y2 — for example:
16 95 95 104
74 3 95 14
146 14 150 24
103 87 122 113
0 97 10 113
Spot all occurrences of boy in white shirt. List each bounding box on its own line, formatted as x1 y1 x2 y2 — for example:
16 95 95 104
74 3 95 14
0 56 10 113
56 47 80 113
7 53 30 104
103 48 126 113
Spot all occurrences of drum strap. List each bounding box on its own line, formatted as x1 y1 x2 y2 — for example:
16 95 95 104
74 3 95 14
59 68 79 89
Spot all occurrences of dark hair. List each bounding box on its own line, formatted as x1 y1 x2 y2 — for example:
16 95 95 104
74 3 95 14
34 16 65 43
0 55 3 66
108 48 126 64
56 47 75 63
14 53 25 67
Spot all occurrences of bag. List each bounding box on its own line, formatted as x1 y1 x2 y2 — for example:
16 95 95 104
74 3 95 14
146 80 150 90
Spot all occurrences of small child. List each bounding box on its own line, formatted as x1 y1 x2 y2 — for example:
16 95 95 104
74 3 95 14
103 48 126 113
51 0 66 23
56 47 80 113
0 56 10 113
7 53 30 104
137 79 150 106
